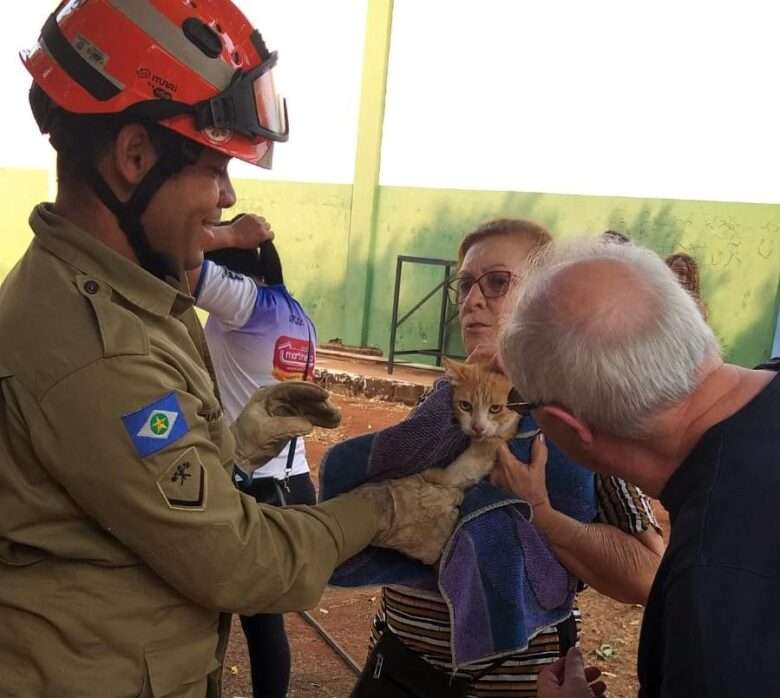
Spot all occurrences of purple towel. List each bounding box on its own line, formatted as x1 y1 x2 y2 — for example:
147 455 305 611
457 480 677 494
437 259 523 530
320 379 597 666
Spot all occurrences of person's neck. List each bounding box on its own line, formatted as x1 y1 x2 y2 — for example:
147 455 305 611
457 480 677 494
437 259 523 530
53 184 138 263
596 359 775 498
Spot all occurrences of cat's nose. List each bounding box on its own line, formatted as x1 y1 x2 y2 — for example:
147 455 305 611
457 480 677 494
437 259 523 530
472 424 485 436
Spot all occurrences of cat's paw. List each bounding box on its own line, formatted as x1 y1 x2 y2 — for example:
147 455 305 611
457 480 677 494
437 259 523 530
471 436 503 458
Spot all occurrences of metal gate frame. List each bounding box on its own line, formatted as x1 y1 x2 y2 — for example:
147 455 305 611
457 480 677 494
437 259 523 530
387 255 461 374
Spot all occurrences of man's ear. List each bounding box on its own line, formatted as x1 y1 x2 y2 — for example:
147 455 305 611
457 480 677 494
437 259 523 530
537 404 594 448
110 123 158 190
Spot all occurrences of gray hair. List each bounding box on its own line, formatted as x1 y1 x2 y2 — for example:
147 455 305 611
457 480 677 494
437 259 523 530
500 238 720 438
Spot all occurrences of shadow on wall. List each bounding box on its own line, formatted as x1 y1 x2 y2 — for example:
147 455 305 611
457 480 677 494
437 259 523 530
215 180 778 370
4 173 775 369
608 202 778 365
707 271 777 366
362 190 559 366
229 179 353 349
361 194 657 365
359 190 778 369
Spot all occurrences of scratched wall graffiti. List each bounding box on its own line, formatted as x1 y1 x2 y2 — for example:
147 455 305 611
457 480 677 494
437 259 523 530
603 206 778 266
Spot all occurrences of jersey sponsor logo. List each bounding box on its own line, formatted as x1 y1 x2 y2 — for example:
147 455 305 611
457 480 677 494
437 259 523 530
122 392 189 458
219 266 244 282
272 335 312 381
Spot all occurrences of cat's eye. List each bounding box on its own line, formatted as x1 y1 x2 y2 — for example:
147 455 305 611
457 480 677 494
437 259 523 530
457 400 473 412
488 404 503 414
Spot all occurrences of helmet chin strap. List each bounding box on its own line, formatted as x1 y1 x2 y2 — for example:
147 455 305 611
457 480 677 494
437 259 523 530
31 86 205 280
82 138 203 280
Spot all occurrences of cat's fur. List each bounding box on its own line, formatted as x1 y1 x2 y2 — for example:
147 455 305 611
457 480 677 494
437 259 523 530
423 358 520 488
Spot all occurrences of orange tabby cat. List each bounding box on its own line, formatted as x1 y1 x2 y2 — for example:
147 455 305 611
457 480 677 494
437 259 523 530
422 358 520 488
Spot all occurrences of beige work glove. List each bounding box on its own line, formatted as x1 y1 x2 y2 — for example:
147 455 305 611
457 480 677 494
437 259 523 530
355 474 464 565
231 382 340 474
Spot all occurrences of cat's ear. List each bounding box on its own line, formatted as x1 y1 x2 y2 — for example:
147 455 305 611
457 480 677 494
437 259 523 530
486 353 505 375
442 357 465 383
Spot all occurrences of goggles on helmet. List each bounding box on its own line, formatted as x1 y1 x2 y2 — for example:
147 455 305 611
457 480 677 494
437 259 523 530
193 53 288 143
22 0 288 167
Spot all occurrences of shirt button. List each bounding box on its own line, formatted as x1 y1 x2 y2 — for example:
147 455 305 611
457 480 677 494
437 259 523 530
84 280 99 295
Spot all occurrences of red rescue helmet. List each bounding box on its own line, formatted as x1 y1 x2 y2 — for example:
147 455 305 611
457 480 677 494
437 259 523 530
21 0 288 168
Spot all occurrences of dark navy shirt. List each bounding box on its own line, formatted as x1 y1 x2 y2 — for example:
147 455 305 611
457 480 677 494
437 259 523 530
638 370 780 697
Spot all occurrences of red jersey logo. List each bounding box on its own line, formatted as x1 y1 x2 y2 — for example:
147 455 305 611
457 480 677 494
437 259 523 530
272 336 313 381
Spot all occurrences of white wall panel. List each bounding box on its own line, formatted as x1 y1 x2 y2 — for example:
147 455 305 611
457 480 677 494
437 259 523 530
381 0 780 204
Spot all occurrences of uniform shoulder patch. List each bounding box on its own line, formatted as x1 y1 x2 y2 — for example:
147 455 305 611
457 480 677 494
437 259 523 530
157 447 207 511
122 392 190 458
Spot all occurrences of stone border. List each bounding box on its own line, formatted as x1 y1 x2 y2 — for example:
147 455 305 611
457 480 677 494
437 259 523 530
314 367 425 406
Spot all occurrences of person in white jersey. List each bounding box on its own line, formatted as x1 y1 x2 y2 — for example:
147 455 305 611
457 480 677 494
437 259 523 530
188 212 316 698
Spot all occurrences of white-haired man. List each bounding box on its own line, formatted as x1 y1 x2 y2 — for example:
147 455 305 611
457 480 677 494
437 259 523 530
498 239 780 697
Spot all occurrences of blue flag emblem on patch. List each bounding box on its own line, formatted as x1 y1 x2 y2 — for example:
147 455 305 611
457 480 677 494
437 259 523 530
122 392 189 458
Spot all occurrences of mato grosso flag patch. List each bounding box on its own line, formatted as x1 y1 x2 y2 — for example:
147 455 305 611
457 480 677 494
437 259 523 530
122 392 190 458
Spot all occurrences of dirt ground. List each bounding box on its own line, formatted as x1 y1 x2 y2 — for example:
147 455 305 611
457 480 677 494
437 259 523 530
222 395 670 698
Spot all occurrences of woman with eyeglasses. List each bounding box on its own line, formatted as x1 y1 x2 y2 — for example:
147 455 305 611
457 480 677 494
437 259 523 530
364 219 664 697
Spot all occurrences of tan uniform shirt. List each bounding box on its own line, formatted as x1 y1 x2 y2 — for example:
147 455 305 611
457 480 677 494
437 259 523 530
0 205 380 698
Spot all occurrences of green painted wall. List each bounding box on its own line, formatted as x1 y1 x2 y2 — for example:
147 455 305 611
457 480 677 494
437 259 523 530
364 186 780 369
1 171 777 368
3 4 777 370
230 179 353 345
0 172 354 347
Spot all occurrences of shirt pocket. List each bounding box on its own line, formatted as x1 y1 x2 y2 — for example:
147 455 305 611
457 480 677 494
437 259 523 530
139 631 221 697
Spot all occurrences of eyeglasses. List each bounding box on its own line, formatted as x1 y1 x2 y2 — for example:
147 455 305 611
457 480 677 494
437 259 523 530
506 388 543 417
506 399 544 417
447 270 518 305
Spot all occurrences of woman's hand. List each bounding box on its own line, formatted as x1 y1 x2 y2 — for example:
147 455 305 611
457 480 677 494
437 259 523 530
227 213 274 248
489 433 550 510
493 432 663 604
205 213 274 252
537 648 607 698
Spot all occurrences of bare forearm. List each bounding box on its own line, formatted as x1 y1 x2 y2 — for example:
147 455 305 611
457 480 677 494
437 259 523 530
186 219 247 295
533 502 662 604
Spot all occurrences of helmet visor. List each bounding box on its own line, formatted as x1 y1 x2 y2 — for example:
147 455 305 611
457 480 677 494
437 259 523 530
195 52 289 143
253 67 287 138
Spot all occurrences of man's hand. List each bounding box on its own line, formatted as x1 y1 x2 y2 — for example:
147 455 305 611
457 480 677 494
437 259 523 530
488 433 549 510
537 648 607 698
205 213 274 252
231 382 340 473
354 474 464 565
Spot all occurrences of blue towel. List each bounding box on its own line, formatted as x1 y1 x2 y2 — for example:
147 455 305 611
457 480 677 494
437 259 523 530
319 380 598 667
